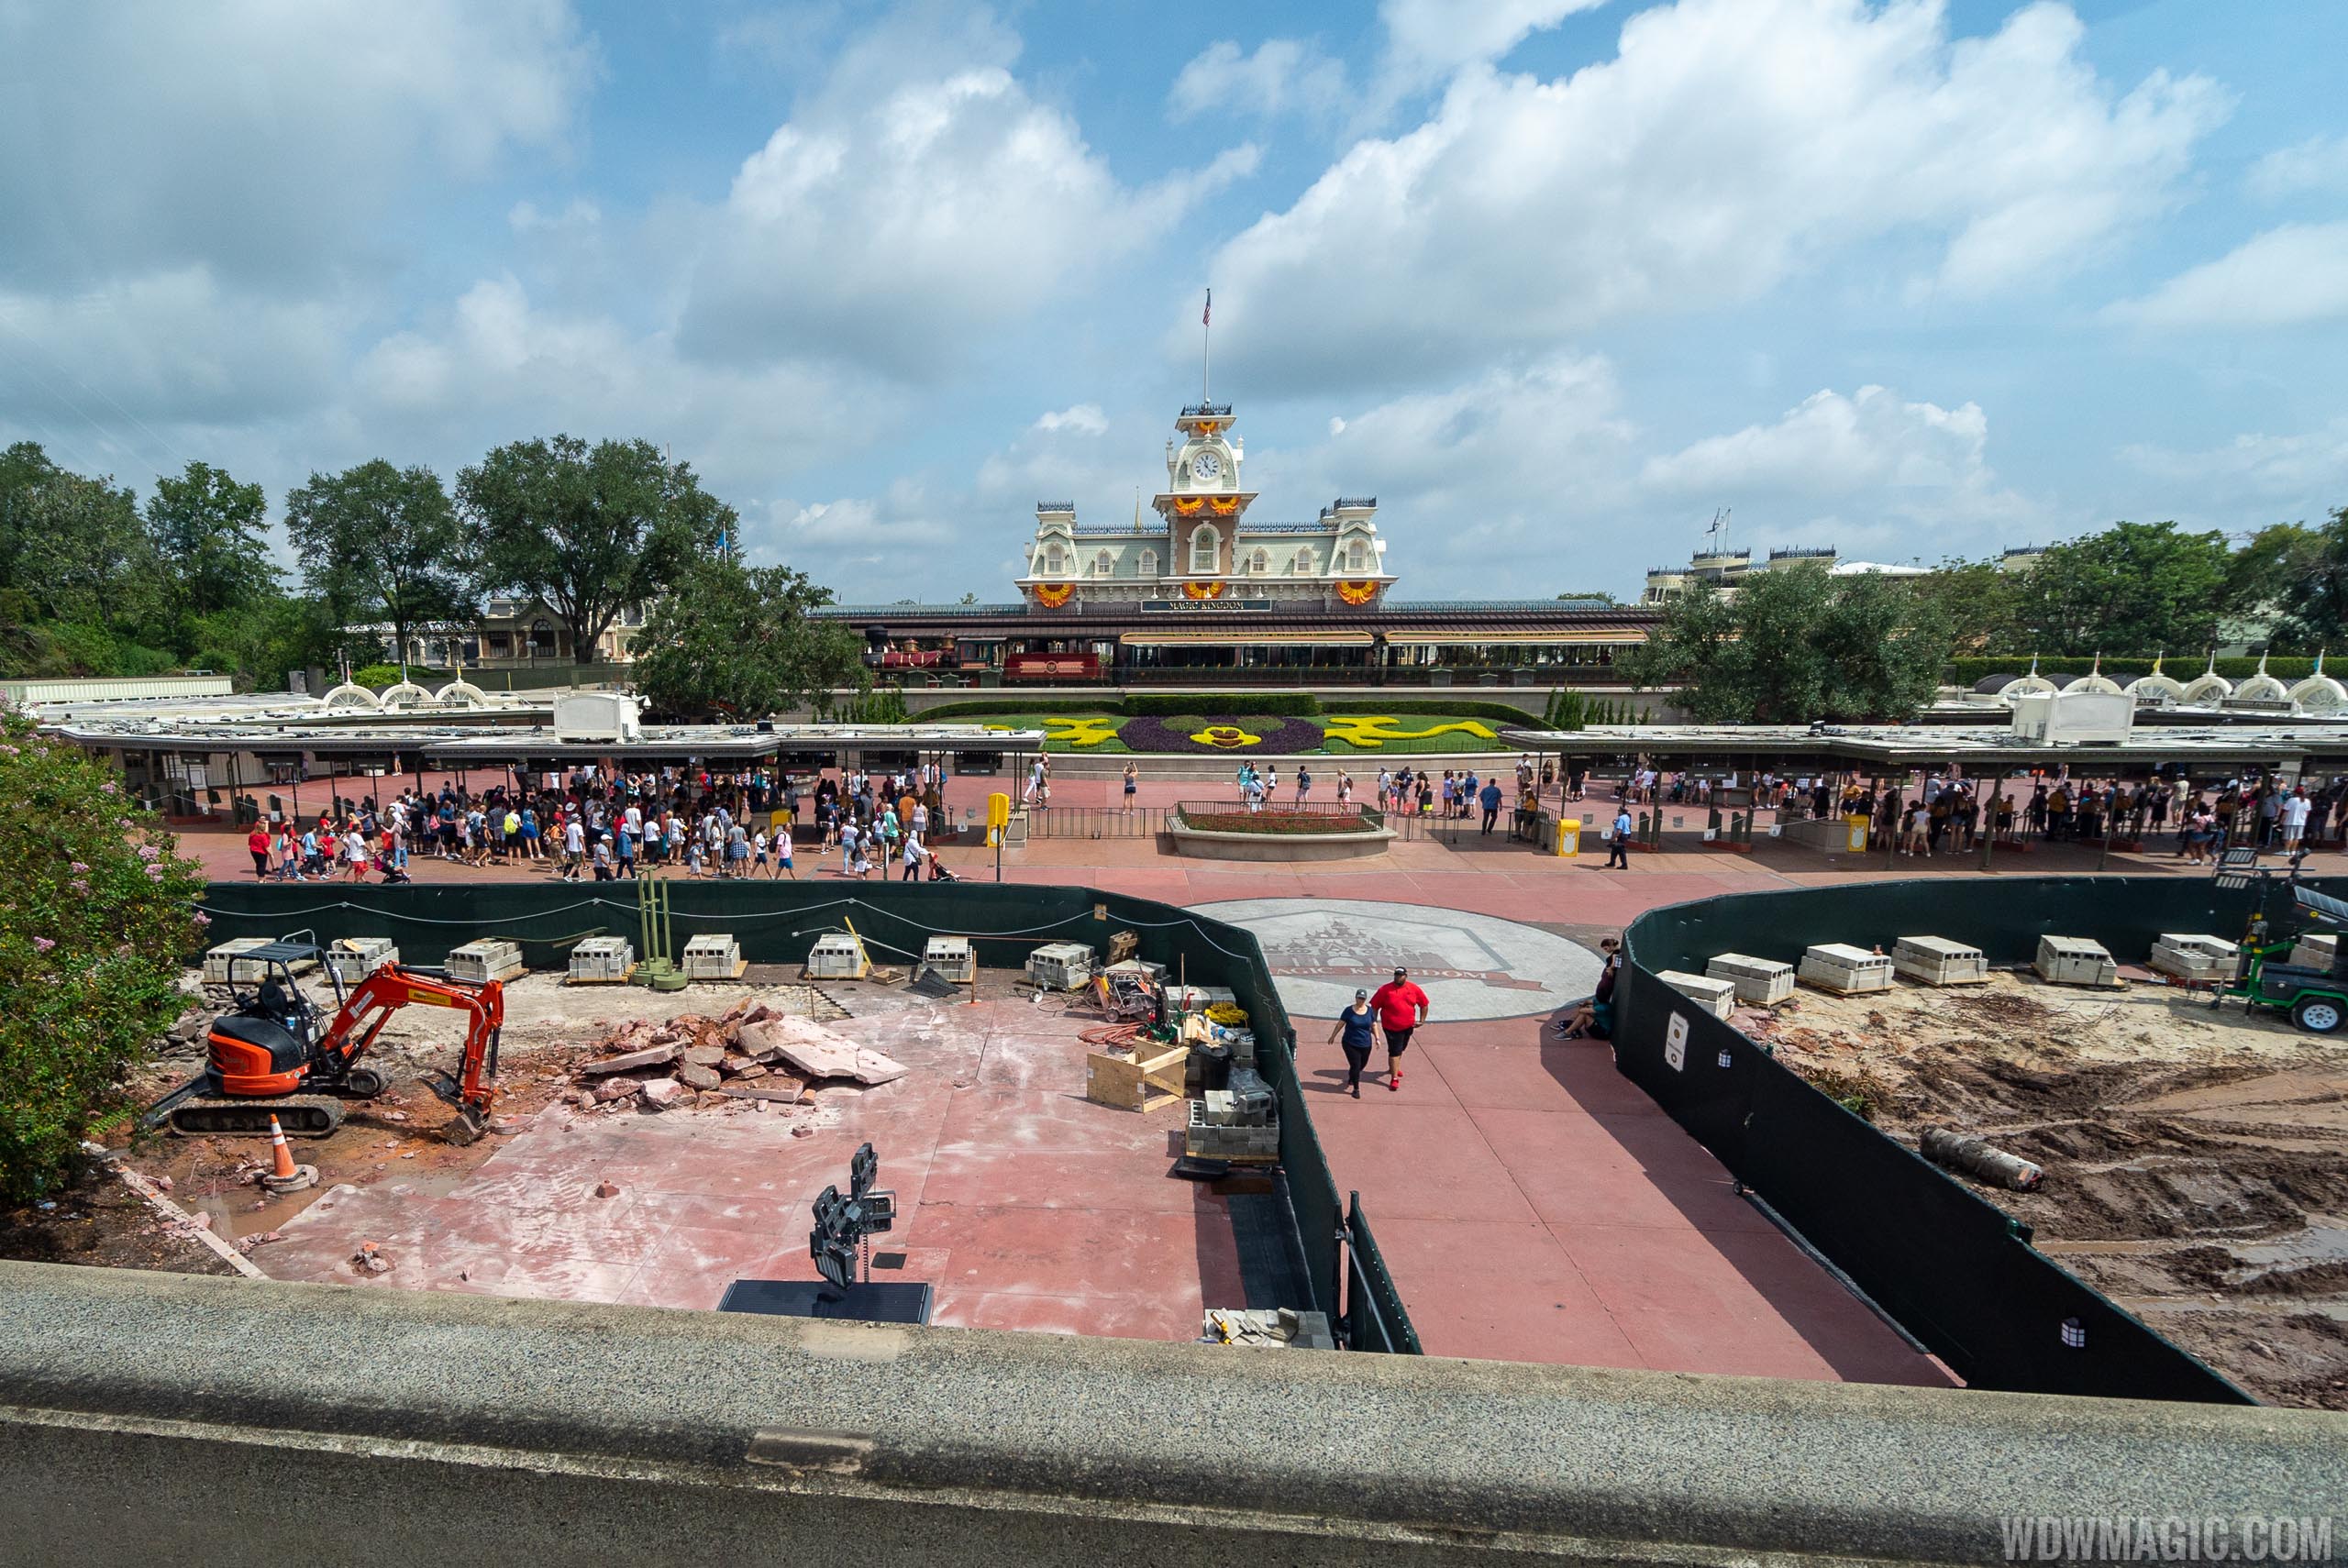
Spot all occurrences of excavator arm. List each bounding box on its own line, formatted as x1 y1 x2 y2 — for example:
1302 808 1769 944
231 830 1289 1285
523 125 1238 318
324 968 505 1144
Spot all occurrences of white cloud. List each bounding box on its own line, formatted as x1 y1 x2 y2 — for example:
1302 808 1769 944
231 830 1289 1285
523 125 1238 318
1034 403 1108 436
681 54 1255 374
1170 39 1349 123
2247 134 2348 203
2104 222 2348 328
1375 0 1609 96
0 1 595 289
2121 420 2348 504
1198 0 2227 392
1643 385 1987 497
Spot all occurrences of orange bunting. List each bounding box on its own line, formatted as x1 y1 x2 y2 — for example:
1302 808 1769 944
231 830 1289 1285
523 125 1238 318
1335 580 1379 606
1209 497 1240 515
1033 581 1074 608
1182 580 1225 601
1172 497 1205 514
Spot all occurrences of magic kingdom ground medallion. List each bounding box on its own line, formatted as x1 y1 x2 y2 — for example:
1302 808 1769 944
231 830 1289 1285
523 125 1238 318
1190 898 1603 1021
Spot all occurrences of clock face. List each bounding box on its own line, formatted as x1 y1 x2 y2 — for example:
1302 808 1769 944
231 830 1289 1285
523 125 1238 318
1191 449 1223 483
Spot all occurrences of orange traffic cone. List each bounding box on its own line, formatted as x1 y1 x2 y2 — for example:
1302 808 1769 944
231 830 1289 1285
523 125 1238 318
267 1115 298 1180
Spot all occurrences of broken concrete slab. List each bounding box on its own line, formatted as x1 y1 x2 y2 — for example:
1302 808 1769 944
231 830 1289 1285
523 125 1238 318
681 1044 725 1068
677 1063 721 1091
638 1078 687 1110
579 1043 681 1077
737 1016 908 1087
592 1078 642 1104
718 1081 805 1105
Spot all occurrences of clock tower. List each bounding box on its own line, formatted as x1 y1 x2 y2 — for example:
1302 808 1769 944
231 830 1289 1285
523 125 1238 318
1157 402 1256 580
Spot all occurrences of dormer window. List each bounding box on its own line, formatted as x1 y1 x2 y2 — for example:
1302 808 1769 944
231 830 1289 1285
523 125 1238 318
1138 548 1157 578
1044 545 1066 575
1293 549 1313 575
1249 547 1268 574
1095 549 1113 577
1345 540 1368 574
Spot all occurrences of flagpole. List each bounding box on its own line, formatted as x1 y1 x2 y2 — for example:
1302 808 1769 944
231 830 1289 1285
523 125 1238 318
1202 287 1212 402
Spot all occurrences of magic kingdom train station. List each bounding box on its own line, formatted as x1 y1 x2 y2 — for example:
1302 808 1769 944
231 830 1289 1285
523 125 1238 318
814 399 1654 688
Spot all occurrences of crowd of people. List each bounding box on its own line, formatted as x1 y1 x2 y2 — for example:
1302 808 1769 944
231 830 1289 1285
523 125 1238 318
239 760 968 885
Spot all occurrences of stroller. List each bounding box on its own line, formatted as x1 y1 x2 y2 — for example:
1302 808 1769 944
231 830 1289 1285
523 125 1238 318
925 857 962 884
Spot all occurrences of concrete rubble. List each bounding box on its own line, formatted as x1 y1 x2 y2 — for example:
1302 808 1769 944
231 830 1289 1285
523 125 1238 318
561 997 907 1115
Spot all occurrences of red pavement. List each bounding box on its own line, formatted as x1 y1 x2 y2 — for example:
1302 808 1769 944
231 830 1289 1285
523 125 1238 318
177 783 2325 1381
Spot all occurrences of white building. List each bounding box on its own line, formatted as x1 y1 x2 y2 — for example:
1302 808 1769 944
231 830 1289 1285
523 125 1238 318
1016 401 1394 611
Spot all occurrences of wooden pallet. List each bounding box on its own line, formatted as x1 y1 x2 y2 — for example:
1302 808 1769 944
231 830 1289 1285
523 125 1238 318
686 958 753 983
1796 975 1894 998
1085 1044 1189 1113
565 962 638 986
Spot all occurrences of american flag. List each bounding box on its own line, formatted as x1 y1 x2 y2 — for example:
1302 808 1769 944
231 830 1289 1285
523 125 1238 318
1202 289 1211 326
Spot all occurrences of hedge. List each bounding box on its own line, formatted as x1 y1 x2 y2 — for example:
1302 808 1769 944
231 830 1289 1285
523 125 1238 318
912 698 1128 723
1321 697 1547 723
1121 692 1322 717
1947 655 2322 687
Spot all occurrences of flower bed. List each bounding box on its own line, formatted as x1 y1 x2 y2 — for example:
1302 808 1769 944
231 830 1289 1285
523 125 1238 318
1119 715 1325 754
1178 807 1377 834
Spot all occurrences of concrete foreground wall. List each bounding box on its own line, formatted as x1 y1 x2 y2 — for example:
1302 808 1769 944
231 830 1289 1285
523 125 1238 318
1 1261 2341 1567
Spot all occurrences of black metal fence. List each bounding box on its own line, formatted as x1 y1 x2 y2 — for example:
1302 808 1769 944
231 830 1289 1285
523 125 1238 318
192 878 1419 1355
1615 874 2309 1403
1025 806 1171 839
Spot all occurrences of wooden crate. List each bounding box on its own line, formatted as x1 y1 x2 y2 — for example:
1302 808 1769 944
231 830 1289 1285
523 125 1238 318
1085 1044 1189 1112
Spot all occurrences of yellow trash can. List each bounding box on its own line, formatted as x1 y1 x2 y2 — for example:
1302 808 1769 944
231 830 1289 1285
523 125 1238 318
1555 817 1580 857
1842 814 1870 852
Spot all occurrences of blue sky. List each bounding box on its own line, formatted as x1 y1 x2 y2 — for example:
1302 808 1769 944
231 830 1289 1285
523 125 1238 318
2 0 2344 602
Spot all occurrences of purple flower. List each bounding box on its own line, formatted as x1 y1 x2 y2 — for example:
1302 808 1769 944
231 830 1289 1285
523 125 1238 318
193 912 211 926
101 781 117 794
143 864 164 880
70 861 89 873
137 845 160 861
33 937 54 953
70 878 89 893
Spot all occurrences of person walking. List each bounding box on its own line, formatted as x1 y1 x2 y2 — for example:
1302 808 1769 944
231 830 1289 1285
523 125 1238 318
1479 776 1504 835
1368 966 1430 1091
1327 989 1379 1099
1606 803 1633 868
1296 765 1312 803
1123 761 1138 812
2283 786 2312 852
776 823 796 879
247 822 272 880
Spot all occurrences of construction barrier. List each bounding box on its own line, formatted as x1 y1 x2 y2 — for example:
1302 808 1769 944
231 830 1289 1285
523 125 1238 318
193 878 1419 1355
1614 874 2339 1405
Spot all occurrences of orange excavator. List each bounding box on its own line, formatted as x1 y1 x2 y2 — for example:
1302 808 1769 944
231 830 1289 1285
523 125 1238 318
145 939 504 1143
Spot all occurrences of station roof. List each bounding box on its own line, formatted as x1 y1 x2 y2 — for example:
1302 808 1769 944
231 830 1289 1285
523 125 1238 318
42 719 1045 765
1499 722 2348 774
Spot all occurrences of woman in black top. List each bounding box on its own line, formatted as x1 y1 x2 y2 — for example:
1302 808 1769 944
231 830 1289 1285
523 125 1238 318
1557 938 1620 1039
1327 989 1379 1099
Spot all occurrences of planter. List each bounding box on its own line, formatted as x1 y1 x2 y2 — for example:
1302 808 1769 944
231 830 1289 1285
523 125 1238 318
1168 802 1394 861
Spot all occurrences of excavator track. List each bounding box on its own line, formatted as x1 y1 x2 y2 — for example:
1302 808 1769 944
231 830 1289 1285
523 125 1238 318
164 1094 347 1138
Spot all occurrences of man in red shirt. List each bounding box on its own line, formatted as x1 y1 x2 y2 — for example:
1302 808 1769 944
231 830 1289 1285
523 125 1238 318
1368 966 1431 1091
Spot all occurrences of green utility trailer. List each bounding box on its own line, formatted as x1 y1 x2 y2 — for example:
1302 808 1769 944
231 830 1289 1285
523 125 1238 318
2210 851 2348 1033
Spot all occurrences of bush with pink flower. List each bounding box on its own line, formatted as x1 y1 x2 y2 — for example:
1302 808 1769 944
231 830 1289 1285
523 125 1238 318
0 708 204 1201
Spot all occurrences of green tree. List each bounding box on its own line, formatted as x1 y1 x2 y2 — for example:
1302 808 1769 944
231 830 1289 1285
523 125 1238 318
1623 565 1949 723
0 707 204 1200
1906 557 2022 653
2264 507 2348 649
632 557 868 719
457 436 730 664
284 460 471 668
2008 521 2232 656
1556 589 1619 605
144 460 274 623
0 445 154 634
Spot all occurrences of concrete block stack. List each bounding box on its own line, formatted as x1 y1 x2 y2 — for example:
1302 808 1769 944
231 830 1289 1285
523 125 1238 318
2289 932 2338 971
805 934 866 979
1025 942 1097 990
568 936 636 982
447 939 525 984
1890 936 1988 987
1186 1063 1278 1161
2149 933 2237 983
1656 969 1737 1020
2034 935 2121 988
921 935 976 983
1798 943 1894 995
1703 953 1795 1006
326 935 399 986
681 934 743 981
203 937 272 984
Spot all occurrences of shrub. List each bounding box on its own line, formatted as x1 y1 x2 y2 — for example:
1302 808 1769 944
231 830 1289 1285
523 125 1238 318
1122 692 1321 718
915 698 1127 722
0 705 205 1201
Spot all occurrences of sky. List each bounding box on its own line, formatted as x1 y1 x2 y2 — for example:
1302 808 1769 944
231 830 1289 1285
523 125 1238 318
2 0 2345 603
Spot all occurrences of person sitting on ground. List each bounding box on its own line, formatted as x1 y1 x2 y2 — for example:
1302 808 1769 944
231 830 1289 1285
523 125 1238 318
1556 937 1622 1039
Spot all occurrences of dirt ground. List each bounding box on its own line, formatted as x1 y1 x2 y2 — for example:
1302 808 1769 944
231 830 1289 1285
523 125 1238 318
1744 970 2348 1408
0 966 858 1265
